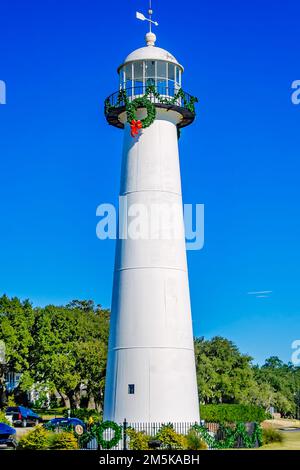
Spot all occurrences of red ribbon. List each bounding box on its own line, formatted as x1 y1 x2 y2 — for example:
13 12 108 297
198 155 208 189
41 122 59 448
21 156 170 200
130 119 142 137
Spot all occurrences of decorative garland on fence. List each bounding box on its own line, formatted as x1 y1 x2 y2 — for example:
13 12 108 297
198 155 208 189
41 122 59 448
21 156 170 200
192 422 263 449
144 84 198 114
105 85 198 138
94 421 122 449
79 420 122 450
79 420 262 450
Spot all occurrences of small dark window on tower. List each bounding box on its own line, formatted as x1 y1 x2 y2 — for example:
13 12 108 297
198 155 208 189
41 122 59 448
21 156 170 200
128 384 135 394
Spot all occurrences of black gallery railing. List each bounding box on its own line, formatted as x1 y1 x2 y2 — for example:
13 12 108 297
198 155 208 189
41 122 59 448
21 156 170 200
104 85 198 116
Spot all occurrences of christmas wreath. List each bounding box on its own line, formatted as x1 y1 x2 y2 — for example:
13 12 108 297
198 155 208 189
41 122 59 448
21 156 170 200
94 420 122 449
126 96 156 137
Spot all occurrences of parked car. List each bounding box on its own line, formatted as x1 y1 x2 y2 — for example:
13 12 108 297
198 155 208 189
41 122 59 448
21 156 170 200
0 423 17 449
44 417 86 435
5 406 41 428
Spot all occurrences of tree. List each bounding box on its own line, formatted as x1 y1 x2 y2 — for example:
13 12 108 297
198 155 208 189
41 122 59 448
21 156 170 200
31 301 109 409
0 295 35 406
0 296 110 410
194 336 259 405
2 293 299 417
254 357 300 416
66 300 96 313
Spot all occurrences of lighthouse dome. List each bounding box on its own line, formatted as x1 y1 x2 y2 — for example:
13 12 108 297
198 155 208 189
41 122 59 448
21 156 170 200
117 33 183 72
117 33 183 96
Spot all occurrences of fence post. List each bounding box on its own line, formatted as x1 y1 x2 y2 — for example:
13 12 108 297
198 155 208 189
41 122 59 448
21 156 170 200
123 419 128 450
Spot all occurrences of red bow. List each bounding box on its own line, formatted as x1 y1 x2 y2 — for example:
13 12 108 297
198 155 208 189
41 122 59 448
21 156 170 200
130 119 142 137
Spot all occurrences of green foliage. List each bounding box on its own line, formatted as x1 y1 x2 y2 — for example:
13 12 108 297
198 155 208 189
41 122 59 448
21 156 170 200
126 428 150 450
142 85 198 113
63 408 102 423
254 357 300 416
34 407 67 417
93 421 122 449
19 371 35 393
195 337 259 405
127 96 156 129
18 426 79 450
0 296 35 372
200 404 268 424
0 410 10 425
1 292 299 420
155 424 186 450
0 295 110 410
50 431 79 450
193 422 263 449
105 85 198 133
185 429 208 450
194 336 300 417
262 427 284 445
6 396 17 407
18 426 50 450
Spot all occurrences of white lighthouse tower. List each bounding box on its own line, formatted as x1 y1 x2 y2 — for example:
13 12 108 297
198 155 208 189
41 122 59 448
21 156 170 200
103 8 200 424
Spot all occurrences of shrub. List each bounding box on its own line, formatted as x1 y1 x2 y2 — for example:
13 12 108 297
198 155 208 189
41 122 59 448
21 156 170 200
18 426 50 450
200 404 268 424
0 410 10 425
262 428 284 445
185 429 208 450
50 431 79 450
155 424 186 450
126 428 150 450
18 426 79 450
7 396 17 407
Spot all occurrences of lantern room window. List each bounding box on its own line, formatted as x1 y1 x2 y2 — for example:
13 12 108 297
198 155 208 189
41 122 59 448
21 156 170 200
119 60 182 98
134 61 144 90
124 64 132 90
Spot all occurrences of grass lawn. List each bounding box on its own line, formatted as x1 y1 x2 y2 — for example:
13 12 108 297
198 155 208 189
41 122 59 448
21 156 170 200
259 431 300 450
39 413 64 421
263 418 300 429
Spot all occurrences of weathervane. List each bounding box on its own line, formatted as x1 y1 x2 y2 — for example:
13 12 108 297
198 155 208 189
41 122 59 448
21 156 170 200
136 0 159 33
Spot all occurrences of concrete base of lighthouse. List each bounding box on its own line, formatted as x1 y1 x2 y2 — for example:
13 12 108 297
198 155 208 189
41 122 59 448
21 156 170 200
103 108 200 424
104 345 199 423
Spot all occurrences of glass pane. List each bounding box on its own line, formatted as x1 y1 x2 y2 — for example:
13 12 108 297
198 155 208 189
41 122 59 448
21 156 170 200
145 78 155 87
125 64 132 80
119 68 125 89
157 61 167 78
168 63 175 81
125 64 132 90
157 78 167 95
133 61 144 92
133 61 143 81
134 81 144 92
145 60 156 79
167 80 176 96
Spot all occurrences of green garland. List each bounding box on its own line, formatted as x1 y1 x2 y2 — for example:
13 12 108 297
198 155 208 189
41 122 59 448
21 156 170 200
143 84 198 114
79 420 262 450
80 421 122 450
127 96 157 129
192 422 263 449
105 85 198 132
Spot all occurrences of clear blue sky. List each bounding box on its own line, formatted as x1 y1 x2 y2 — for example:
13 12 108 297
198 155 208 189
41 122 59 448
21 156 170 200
0 0 299 364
